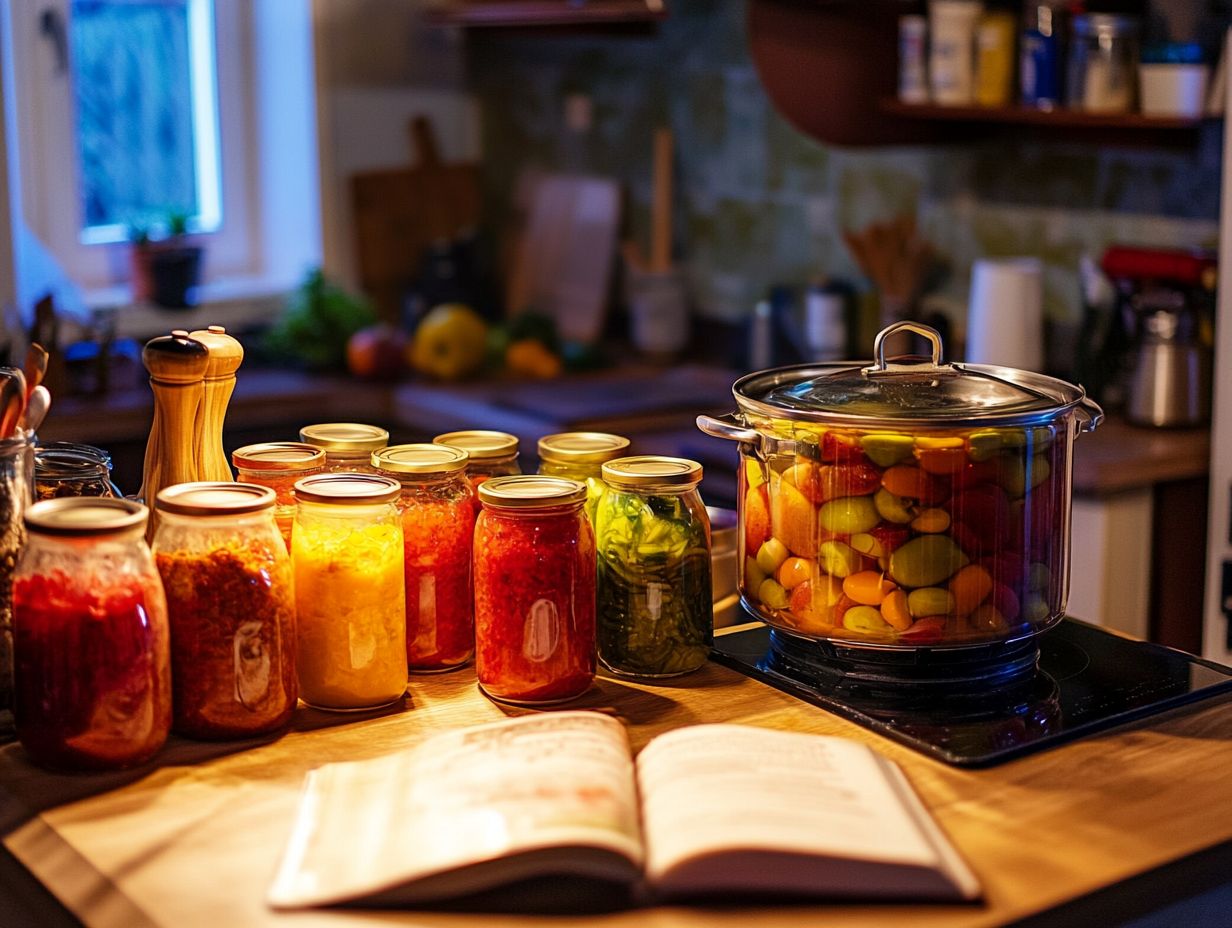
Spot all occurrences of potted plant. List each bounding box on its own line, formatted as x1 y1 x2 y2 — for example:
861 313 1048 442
129 212 205 308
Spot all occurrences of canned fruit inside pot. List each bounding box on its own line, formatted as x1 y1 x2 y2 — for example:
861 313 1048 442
737 422 1068 646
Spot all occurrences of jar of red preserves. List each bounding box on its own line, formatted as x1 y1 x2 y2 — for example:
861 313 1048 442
13 498 171 770
299 423 389 474
153 483 297 740
474 475 596 704
373 444 476 672
232 442 326 549
433 430 521 491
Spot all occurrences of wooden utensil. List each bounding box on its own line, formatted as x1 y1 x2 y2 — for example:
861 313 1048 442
188 326 243 482
0 368 26 439
19 385 50 434
651 127 674 273
139 331 209 537
350 116 482 320
22 343 47 401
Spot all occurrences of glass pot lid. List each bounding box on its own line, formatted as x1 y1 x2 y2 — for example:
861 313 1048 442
734 322 1097 429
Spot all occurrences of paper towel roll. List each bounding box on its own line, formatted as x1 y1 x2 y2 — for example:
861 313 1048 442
966 258 1044 371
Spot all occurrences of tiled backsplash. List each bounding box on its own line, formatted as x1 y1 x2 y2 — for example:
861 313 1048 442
467 0 1220 341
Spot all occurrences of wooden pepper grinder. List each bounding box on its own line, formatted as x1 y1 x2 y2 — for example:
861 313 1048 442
139 330 209 538
188 325 243 482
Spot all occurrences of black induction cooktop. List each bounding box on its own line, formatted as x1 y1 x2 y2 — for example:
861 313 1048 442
710 616 1232 767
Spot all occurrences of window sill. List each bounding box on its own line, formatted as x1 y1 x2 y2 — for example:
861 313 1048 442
85 277 288 341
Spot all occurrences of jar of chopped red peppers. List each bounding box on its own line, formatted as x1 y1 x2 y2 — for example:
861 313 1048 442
13 498 171 771
432 430 521 491
537 432 630 522
373 444 476 673
292 473 407 710
232 442 326 549
473 475 596 705
299 423 389 474
153 483 297 740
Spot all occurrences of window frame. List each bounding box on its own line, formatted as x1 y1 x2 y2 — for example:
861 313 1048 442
12 0 260 292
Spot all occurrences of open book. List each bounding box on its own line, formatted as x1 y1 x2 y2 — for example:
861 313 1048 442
267 712 980 909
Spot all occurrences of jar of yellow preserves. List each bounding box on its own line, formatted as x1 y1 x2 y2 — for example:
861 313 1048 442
299 423 389 474
291 474 407 710
537 432 630 522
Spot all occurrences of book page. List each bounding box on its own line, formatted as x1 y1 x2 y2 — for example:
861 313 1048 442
269 711 644 908
636 725 950 885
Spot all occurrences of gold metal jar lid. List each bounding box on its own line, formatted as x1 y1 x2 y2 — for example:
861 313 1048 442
299 423 390 455
602 455 703 489
477 475 587 510
537 432 630 465
232 442 326 472
155 482 276 516
25 497 148 536
292 473 401 505
373 443 469 475
433 430 519 461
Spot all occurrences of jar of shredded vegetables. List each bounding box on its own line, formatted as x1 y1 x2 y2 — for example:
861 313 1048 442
291 473 407 710
373 444 476 673
595 456 712 677
299 423 389 474
153 483 297 739
232 442 325 550
537 432 630 523
473 476 595 704
433 430 521 492
13 498 171 770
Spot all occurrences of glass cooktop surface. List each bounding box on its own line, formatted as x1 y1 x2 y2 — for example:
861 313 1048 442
710 615 1232 767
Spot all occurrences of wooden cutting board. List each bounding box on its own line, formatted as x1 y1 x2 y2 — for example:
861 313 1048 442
350 117 482 320
506 173 621 344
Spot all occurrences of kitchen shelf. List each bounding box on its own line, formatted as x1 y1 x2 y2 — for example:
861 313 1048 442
425 0 666 27
879 99 1210 131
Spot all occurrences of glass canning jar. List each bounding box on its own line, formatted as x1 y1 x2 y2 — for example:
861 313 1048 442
299 422 389 474
292 473 407 710
153 483 297 739
537 431 630 522
0 429 34 734
13 498 171 770
433 430 521 491
34 442 122 500
474 476 596 705
232 442 326 549
373 444 476 673
596 456 713 678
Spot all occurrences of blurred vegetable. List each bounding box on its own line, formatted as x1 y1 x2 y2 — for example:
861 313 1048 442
409 303 488 381
263 269 377 371
505 338 562 379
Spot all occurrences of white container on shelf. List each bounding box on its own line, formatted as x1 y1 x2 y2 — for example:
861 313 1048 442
929 0 983 106
1139 63 1210 117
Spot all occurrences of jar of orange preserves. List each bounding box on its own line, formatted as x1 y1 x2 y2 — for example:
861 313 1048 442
433 430 521 491
299 423 389 474
372 444 476 672
232 442 325 549
473 476 595 705
291 474 407 710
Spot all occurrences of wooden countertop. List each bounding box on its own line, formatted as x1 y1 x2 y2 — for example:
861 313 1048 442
4 627 1232 928
36 367 1211 498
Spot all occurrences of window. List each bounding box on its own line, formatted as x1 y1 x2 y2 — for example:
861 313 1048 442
9 0 320 300
71 0 223 245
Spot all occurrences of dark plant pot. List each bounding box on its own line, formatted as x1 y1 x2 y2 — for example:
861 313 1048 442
149 246 204 309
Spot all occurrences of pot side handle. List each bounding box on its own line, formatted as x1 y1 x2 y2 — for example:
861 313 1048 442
1075 396 1105 435
696 412 762 445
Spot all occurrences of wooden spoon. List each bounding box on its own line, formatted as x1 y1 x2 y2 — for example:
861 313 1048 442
0 367 28 438
22 342 48 400
21 384 50 433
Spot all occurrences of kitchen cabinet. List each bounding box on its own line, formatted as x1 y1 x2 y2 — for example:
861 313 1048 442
747 1 1218 147
5 647 1232 926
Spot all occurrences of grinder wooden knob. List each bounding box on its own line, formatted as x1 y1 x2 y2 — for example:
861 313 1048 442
189 325 244 482
139 330 209 536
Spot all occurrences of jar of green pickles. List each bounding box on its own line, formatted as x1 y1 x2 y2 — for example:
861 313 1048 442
537 432 629 521
594 456 712 678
